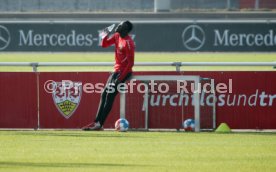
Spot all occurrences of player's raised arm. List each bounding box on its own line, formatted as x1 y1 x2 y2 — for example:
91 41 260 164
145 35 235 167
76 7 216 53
101 33 116 48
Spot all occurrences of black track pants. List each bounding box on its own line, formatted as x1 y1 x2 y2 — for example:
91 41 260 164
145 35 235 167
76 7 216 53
95 72 132 126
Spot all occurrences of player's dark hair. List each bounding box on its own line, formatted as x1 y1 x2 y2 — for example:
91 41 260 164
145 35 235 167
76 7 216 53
124 20 133 33
115 20 133 38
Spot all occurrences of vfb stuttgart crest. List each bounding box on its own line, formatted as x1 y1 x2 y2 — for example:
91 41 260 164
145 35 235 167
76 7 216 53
52 81 82 119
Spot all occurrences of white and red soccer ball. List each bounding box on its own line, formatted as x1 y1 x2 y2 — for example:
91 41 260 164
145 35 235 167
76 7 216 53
183 119 195 131
115 118 129 132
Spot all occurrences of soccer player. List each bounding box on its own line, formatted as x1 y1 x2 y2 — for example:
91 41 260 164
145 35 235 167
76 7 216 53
83 21 135 131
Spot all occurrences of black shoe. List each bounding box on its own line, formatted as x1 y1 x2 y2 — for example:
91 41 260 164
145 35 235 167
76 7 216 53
82 122 103 131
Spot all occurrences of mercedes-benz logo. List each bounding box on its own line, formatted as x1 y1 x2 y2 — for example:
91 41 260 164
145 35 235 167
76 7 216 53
0 25 11 50
182 25 205 51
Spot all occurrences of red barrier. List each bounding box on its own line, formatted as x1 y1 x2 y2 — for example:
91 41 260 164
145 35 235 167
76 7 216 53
0 73 38 128
177 71 276 129
124 71 276 129
39 72 121 129
0 71 276 129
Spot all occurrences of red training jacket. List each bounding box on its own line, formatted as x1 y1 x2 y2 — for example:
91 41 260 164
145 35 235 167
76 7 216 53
101 32 135 81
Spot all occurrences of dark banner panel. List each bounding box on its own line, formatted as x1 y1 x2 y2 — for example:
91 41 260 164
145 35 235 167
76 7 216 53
0 21 276 52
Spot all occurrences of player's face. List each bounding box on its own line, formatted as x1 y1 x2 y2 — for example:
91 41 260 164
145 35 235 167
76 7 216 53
115 22 128 34
115 22 123 33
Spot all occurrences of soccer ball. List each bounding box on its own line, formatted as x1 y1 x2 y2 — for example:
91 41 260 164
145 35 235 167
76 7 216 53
115 118 129 132
183 119 195 131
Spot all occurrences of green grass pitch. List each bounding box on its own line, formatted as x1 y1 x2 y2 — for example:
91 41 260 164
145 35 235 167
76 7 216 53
0 131 275 172
0 52 276 71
